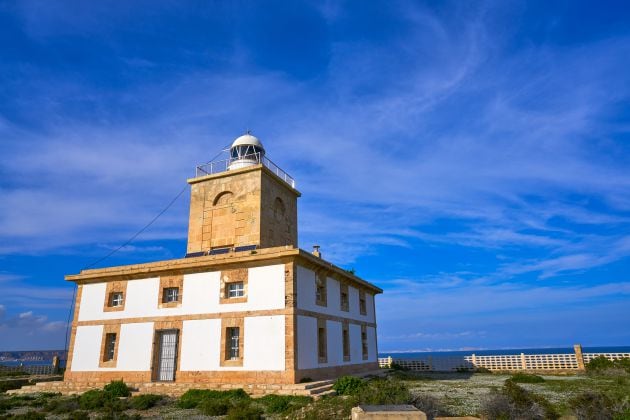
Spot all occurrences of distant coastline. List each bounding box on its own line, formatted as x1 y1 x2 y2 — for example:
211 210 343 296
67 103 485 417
0 350 66 366
378 345 630 358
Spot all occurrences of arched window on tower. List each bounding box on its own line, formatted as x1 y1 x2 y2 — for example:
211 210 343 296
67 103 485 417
213 191 234 206
273 197 286 221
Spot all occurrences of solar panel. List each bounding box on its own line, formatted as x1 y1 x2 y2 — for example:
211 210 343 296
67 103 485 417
185 251 206 258
209 247 231 255
234 245 257 253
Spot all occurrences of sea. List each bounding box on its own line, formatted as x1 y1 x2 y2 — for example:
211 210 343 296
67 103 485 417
378 346 630 359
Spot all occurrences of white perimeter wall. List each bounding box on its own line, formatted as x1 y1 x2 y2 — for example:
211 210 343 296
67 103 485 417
296 265 375 323
297 315 377 370
78 264 285 321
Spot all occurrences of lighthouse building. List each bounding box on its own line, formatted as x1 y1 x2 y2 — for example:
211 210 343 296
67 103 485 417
63 134 382 389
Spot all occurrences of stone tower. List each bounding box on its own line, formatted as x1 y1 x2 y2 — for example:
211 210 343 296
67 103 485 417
186 133 300 256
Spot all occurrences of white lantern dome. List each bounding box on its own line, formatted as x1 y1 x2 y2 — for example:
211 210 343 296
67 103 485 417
228 132 265 170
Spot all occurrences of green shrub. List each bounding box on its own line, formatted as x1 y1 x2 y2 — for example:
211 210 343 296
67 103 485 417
358 378 412 405
0 379 28 393
129 393 162 410
614 358 630 372
586 356 615 372
481 379 558 420
198 397 230 416
43 396 80 413
103 380 131 397
178 388 250 409
411 393 451 418
0 395 36 411
0 370 30 377
9 411 46 420
67 411 90 420
178 389 207 408
511 372 545 383
569 391 615 420
226 402 263 420
79 389 111 409
258 394 311 413
333 376 365 395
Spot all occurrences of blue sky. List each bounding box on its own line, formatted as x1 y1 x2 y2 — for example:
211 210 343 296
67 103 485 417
1 0 630 352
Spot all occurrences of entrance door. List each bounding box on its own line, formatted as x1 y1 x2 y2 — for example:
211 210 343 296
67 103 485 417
155 330 178 381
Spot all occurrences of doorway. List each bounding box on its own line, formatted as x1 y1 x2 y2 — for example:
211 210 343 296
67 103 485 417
154 329 178 381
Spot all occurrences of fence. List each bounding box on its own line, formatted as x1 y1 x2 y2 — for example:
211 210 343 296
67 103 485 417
195 154 296 188
378 345 630 372
0 364 58 376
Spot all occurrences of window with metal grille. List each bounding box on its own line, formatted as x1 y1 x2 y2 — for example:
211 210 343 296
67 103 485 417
227 327 240 360
340 291 349 312
316 273 327 306
359 296 367 315
227 282 244 298
342 326 350 361
104 333 116 361
110 292 123 307
361 327 369 360
163 287 179 303
317 326 327 362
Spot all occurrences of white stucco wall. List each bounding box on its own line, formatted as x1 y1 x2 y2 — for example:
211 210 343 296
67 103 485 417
179 316 285 371
326 320 343 366
296 265 375 323
296 315 317 369
243 316 285 371
71 323 154 372
72 316 285 373
78 264 285 321
349 323 362 362
116 323 154 371
71 325 103 371
179 319 221 371
297 315 376 369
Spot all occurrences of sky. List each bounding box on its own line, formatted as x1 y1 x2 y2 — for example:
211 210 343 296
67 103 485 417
1 0 630 352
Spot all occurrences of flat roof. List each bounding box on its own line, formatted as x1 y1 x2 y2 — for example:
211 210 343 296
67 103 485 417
66 246 383 294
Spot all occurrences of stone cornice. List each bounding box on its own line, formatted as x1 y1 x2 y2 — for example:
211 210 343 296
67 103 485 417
65 246 383 294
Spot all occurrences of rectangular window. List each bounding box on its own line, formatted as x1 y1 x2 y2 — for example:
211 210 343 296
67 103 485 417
104 333 116 362
316 272 327 306
227 327 240 360
359 290 367 315
158 275 183 308
109 292 124 307
103 281 127 312
340 283 349 312
317 318 327 363
227 282 244 298
361 326 369 360
342 324 350 361
220 269 248 304
220 318 244 367
163 287 179 303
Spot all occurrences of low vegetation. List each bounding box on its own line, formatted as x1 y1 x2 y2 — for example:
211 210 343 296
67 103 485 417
510 372 546 383
1 369 629 419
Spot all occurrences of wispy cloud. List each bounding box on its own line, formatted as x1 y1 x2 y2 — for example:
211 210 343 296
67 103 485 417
1 1 630 349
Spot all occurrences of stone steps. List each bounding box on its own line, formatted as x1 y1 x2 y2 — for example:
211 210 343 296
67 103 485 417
7 370 384 398
7 379 335 398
